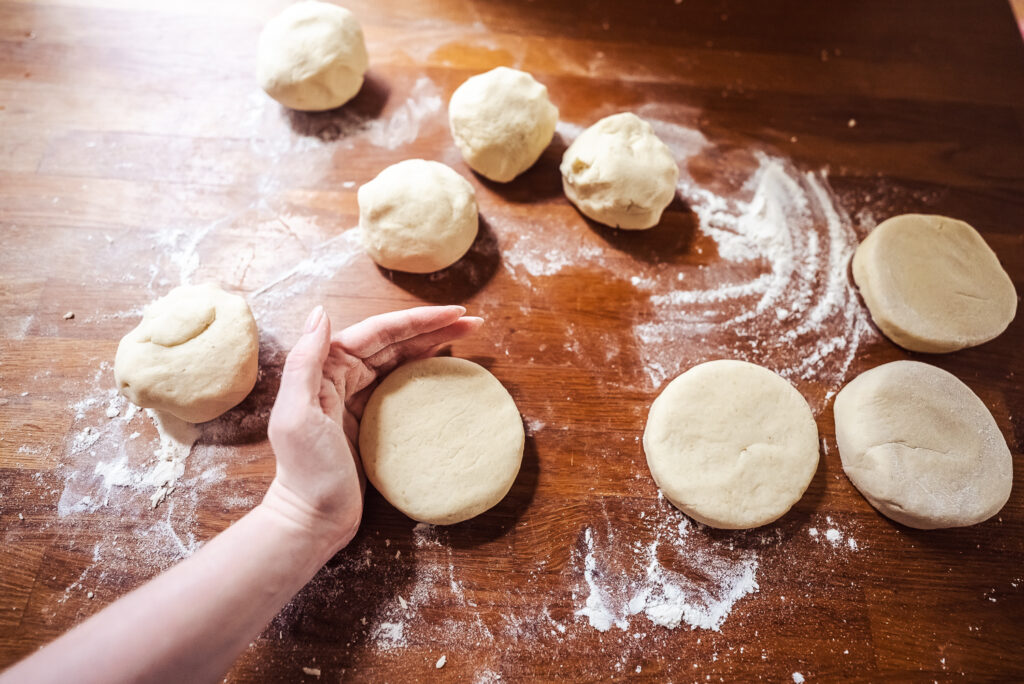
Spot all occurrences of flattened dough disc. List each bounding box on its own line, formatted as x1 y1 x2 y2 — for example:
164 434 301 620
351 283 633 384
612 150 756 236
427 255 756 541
359 357 524 525
852 214 1016 353
834 361 1012 529
643 360 819 529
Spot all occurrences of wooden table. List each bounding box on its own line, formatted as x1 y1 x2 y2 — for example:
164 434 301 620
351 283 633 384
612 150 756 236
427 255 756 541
2 0 1023 681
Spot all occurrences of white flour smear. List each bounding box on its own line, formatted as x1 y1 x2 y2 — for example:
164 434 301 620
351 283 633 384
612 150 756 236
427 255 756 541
502 227 608 278
252 228 363 302
634 118 875 399
366 77 442 150
574 503 758 633
59 387 204 518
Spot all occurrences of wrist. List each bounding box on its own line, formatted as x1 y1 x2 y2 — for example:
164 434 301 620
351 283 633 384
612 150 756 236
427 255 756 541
258 480 358 563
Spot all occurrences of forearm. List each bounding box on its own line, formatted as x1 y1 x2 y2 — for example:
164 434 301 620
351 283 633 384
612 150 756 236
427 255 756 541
3 502 336 684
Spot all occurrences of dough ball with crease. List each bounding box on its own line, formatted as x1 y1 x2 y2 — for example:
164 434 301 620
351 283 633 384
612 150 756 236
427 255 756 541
257 0 368 111
114 284 259 424
359 357 524 525
643 360 819 529
448 67 559 182
358 159 478 273
852 213 1016 353
560 112 679 230
834 361 1012 529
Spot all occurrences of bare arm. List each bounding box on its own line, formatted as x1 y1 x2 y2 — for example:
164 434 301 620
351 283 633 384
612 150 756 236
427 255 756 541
2 305 481 684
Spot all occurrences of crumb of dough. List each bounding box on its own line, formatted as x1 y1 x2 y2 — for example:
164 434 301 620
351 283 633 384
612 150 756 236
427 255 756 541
435 655 447 669
63 311 75 320
302 666 321 677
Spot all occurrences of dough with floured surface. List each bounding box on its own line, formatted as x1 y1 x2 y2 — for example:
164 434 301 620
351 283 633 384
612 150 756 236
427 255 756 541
448 67 559 182
114 284 259 423
834 361 1012 529
257 0 368 111
358 159 478 273
560 112 678 230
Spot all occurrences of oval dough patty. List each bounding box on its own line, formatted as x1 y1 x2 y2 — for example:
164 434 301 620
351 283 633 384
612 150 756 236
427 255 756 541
643 360 819 529
852 213 1017 353
359 357 525 525
834 361 1012 529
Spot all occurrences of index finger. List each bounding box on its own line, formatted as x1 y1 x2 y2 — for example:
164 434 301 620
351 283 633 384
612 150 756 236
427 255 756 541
333 305 466 359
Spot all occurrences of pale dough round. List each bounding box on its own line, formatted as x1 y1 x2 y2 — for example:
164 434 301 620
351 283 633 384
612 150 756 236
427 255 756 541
358 159 479 273
834 361 1012 529
643 360 819 529
560 112 679 230
114 284 259 423
257 0 369 112
448 67 559 182
359 357 525 525
852 214 1017 353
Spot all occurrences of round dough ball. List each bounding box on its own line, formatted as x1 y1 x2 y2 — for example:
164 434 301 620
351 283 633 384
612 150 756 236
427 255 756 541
643 360 819 529
114 284 259 423
834 361 1012 529
852 214 1017 353
358 159 479 273
560 112 679 230
448 67 559 182
257 1 369 112
359 357 525 525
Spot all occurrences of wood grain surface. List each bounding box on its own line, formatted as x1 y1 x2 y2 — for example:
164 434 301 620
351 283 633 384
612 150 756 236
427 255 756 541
2 0 1023 681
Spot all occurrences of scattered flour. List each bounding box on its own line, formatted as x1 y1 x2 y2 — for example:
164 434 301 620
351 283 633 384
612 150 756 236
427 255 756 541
576 528 629 631
251 228 363 302
631 116 875 402
143 409 201 508
574 501 759 634
503 232 607 278
366 77 442 150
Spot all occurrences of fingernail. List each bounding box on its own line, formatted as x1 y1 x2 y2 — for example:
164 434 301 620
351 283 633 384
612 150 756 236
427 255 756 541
304 305 324 333
453 305 467 316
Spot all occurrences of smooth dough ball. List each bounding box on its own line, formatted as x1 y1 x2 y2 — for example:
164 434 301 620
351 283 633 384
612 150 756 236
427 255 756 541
114 284 259 423
257 1 369 112
852 214 1017 353
834 361 1012 529
560 112 679 230
358 159 479 273
359 357 525 525
643 360 819 529
448 67 559 182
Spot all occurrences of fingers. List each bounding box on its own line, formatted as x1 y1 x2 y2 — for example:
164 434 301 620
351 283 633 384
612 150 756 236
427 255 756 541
276 305 332 411
319 376 344 425
333 305 466 359
344 316 484 419
363 316 484 377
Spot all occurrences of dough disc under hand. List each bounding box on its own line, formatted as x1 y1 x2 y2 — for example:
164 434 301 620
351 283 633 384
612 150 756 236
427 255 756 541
834 361 1012 529
852 213 1017 353
643 360 819 529
359 357 525 525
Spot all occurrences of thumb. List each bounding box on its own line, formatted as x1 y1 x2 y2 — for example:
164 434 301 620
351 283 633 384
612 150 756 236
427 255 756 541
278 305 332 408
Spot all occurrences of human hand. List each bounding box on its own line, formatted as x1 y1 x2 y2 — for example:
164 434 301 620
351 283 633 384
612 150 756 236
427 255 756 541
263 305 482 557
